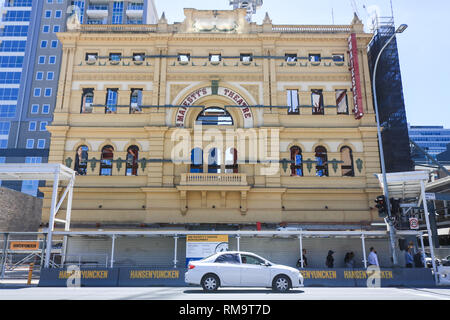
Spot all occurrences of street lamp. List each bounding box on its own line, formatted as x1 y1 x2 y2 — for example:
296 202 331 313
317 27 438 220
372 24 408 266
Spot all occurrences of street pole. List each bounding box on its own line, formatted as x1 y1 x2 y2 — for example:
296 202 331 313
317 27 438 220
371 24 408 266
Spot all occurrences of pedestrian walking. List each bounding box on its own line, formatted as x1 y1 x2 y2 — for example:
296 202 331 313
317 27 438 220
344 251 355 268
326 250 334 268
296 248 308 268
367 247 379 267
405 248 414 268
414 250 425 268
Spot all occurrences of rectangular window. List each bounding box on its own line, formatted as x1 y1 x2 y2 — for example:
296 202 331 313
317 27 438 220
106 89 118 113
46 72 54 80
85 53 98 63
285 54 297 62
0 122 11 149
44 88 52 97
240 54 253 63
22 157 42 197
36 72 44 80
26 139 34 149
49 56 56 64
0 88 19 100
42 104 50 114
51 40 58 48
332 54 345 62
0 40 27 52
40 40 48 48
209 54 221 63
28 121 36 131
0 56 24 68
45 10 52 18
178 54 190 63
33 88 41 97
53 25 60 33
311 89 324 115
43 25 50 33
0 157 4 186
112 1 124 24
0 72 21 84
0 105 16 118
38 56 46 64
55 10 62 18
287 90 299 114
336 89 349 114
309 54 321 62
31 104 39 114
109 53 121 62
4 10 31 22
40 122 48 131
37 139 45 149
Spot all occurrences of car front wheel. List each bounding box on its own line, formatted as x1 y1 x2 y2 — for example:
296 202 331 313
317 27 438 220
201 274 220 292
272 275 291 292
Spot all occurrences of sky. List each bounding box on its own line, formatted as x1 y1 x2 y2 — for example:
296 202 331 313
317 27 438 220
154 0 450 128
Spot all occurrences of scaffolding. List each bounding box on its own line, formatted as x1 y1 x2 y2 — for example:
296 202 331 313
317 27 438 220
368 17 414 173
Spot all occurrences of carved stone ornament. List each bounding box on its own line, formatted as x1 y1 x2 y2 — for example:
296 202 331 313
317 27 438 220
66 5 81 31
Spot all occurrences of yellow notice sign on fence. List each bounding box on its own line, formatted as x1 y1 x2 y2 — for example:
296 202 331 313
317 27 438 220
186 235 228 243
9 241 40 251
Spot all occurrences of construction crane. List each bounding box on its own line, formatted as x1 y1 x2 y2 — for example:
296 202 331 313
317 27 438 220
229 0 263 21
349 0 360 17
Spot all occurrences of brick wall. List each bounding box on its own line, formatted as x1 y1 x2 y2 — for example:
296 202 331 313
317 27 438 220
0 187 43 232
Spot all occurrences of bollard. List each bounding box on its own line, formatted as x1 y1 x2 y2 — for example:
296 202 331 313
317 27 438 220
27 263 34 285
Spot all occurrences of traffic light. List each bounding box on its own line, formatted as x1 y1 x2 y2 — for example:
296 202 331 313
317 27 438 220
375 195 388 218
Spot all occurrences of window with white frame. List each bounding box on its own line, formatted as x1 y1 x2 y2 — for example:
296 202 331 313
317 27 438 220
287 89 299 114
26 139 34 149
37 139 45 149
28 121 36 131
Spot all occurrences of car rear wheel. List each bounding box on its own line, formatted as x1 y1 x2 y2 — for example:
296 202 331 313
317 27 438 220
201 274 219 292
272 275 291 292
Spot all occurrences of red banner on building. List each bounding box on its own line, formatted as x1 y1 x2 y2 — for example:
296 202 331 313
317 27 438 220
348 33 364 120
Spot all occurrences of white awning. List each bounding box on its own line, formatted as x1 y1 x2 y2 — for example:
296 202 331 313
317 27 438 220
375 171 429 199
0 163 74 181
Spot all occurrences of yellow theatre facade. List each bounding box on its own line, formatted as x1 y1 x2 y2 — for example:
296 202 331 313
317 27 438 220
42 8 383 231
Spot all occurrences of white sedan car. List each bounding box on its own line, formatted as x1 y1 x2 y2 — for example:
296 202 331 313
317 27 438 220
185 251 304 292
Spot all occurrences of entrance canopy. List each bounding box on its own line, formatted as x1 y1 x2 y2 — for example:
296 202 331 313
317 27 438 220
0 163 74 181
0 163 76 268
375 171 429 199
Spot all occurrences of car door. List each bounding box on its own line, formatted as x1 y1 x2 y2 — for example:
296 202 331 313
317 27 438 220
239 254 271 287
214 253 241 286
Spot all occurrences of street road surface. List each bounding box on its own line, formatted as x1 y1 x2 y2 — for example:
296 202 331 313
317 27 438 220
0 286 449 300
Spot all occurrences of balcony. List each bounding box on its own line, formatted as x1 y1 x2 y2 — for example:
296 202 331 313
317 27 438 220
180 173 248 186
86 5 108 19
126 4 144 19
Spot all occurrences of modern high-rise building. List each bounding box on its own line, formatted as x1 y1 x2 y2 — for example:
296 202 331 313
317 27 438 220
409 125 450 161
367 17 414 173
0 0 158 197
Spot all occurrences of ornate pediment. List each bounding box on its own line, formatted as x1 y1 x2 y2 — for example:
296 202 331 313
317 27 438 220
182 8 249 33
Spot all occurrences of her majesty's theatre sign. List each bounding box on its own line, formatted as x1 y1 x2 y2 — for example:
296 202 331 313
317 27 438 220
175 87 253 127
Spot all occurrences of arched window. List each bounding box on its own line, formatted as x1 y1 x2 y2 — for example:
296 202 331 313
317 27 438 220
100 145 114 176
126 145 139 176
225 148 238 173
290 146 303 177
74 145 88 175
196 107 233 126
341 146 355 177
190 148 203 173
208 148 222 173
81 89 94 113
315 146 328 177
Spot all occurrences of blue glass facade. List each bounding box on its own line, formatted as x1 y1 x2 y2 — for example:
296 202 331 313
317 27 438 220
409 125 450 161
